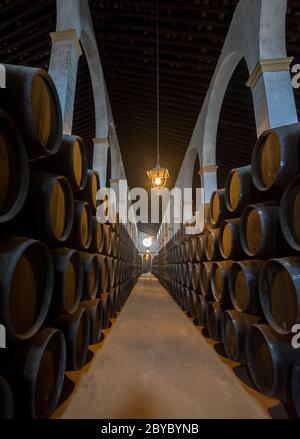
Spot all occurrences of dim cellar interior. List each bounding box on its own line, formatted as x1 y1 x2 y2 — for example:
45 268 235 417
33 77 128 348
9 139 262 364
0 0 300 421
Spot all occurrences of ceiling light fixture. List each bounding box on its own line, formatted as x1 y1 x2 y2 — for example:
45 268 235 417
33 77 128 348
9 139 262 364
147 0 169 190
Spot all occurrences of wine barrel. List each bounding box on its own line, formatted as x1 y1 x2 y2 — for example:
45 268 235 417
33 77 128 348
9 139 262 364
0 236 53 340
0 377 13 419
291 364 300 419
259 257 300 335
0 110 29 224
240 203 282 258
103 224 112 256
194 294 207 327
199 262 213 298
13 328 66 419
101 293 112 329
77 170 100 213
55 308 90 371
251 123 300 193
107 256 116 288
98 255 109 293
280 175 300 252
210 189 228 228
205 228 221 261
222 310 260 363
51 248 83 315
1 64 62 159
80 253 100 300
246 324 299 400
13 171 74 245
36 135 88 192
190 235 204 262
89 217 104 254
206 302 224 341
66 201 92 251
225 165 262 215
192 263 201 291
219 219 244 260
80 299 103 345
229 260 264 314
211 261 233 306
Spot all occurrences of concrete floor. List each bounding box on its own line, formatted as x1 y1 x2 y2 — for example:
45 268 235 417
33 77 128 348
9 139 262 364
53 275 288 419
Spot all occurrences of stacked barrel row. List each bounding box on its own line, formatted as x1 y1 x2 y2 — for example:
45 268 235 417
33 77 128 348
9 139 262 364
0 64 141 419
153 122 300 417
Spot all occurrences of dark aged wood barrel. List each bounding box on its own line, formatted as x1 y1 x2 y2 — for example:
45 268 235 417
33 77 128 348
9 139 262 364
206 302 224 341
1 64 62 159
291 364 300 419
103 224 112 256
251 123 300 193
0 110 29 224
55 308 90 371
101 293 112 329
200 262 213 298
240 203 281 258
0 377 13 419
36 135 88 192
211 261 233 305
222 310 260 364
80 253 100 300
210 189 228 228
89 217 104 254
192 263 201 291
0 236 53 340
219 219 244 260
80 299 103 345
66 201 92 251
13 328 66 419
259 257 300 335
225 165 262 215
13 171 74 245
205 228 221 261
98 255 109 293
194 294 207 326
279 175 300 252
246 324 299 400
107 256 116 288
51 248 83 315
77 170 100 213
229 260 264 315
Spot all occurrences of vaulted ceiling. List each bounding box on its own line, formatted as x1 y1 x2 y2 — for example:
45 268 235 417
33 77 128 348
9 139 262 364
1 0 300 235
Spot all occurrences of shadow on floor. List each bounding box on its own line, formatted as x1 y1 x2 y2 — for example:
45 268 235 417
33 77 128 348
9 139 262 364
268 401 295 419
213 343 228 359
201 328 210 339
233 365 256 391
59 376 76 406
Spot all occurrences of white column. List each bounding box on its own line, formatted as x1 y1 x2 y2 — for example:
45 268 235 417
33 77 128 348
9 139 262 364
49 30 82 134
93 138 109 189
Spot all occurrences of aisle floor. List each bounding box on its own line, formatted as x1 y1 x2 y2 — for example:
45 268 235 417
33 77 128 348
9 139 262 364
54 275 285 419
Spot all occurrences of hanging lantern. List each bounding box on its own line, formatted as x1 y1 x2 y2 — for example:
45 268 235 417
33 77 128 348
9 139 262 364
147 165 169 190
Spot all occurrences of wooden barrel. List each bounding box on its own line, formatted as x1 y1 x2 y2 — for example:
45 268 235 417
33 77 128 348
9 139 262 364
206 302 224 341
225 165 261 215
13 328 66 419
13 171 74 245
194 294 207 327
251 123 300 193
280 175 300 252
210 189 227 228
98 255 109 293
67 201 92 251
51 248 83 315
211 261 233 305
89 217 104 254
192 263 201 291
199 262 213 298
55 308 90 371
219 219 244 260
80 253 100 300
259 257 300 335
229 260 264 314
0 236 53 340
36 135 88 192
291 364 300 419
246 324 299 400
107 256 116 288
222 310 260 363
0 377 13 419
240 203 281 258
1 64 62 159
205 228 221 261
77 170 100 213
80 299 103 345
103 224 112 256
101 293 112 329
0 110 29 224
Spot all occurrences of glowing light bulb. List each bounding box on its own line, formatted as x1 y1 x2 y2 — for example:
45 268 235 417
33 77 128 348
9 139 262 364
154 177 162 187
